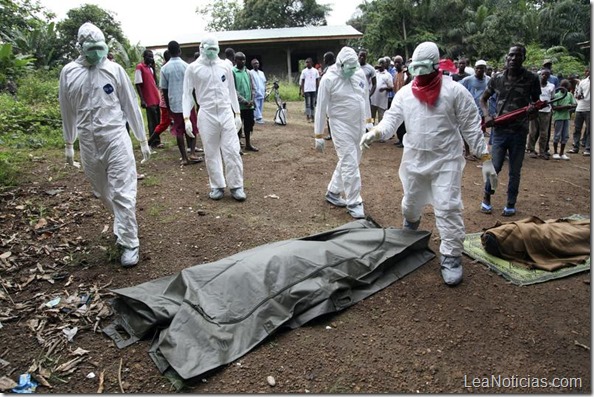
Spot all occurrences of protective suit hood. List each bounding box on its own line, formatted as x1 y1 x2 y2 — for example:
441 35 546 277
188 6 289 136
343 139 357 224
76 22 108 66
199 35 220 63
409 41 440 76
335 46 360 79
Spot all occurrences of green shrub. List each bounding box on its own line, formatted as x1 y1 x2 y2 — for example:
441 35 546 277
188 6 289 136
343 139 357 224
0 150 28 186
0 93 63 147
18 69 60 105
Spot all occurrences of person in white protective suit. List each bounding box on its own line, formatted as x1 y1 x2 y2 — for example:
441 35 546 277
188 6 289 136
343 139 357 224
182 35 246 201
59 22 151 268
313 46 372 219
360 41 498 286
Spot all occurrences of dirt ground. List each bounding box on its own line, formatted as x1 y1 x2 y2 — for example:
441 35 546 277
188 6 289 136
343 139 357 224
0 101 591 393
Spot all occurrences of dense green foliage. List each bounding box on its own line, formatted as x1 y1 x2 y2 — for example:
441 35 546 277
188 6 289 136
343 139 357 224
0 72 63 186
351 0 590 65
56 4 128 61
198 0 331 31
0 0 589 187
0 43 35 88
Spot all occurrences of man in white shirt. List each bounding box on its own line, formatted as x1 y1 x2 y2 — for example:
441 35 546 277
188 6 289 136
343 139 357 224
299 58 320 122
249 59 267 124
568 68 590 156
369 58 394 125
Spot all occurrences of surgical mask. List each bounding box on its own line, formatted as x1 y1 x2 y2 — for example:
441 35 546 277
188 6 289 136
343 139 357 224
408 59 438 76
82 41 108 65
203 46 219 60
341 62 359 79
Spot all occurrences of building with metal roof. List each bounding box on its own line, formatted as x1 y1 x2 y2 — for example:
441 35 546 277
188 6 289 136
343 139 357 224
147 25 363 82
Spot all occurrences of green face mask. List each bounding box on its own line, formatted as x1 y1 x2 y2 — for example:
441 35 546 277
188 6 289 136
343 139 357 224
341 63 359 79
82 41 108 65
204 46 219 60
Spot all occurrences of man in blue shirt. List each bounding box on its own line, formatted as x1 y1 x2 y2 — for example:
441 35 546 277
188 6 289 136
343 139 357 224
461 60 490 121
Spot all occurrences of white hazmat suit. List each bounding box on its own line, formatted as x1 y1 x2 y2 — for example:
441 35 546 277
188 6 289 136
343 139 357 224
314 46 371 218
59 23 150 267
182 35 245 201
360 41 496 285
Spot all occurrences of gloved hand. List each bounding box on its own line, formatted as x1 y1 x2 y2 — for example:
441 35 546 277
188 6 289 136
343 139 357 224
234 114 242 133
482 159 498 193
65 143 74 166
314 138 325 153
184 118 195 138
140 140 151 164
360 129 381 150
365 122 374 131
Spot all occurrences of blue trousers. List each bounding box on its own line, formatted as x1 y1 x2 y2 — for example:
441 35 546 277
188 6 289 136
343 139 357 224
484 129 528 208
304 92 316 117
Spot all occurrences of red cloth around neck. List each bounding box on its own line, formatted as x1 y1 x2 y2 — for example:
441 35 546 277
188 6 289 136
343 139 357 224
412 71 442 107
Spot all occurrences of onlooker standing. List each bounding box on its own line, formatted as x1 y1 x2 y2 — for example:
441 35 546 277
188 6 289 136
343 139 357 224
358 48 377 98
569 68 590 156
369 58 393 125
59 22 151 268
551 79 576 160
224 47 235 67
451 57 470 82
385 56 396 109
461 60 490 159
135 49 162 149
234 52 258 152
392 55 411 147
527 69 555 159
153 50 172 138
479 44 541 217
542 59 560 88
160 41 200 165
183 35 246 202
249 58 266 124
299 58 320 122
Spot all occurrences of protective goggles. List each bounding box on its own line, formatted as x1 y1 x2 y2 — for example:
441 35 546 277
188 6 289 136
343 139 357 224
408 59 438 76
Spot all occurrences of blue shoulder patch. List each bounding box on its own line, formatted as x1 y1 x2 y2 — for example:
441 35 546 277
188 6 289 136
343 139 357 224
359 81 365 89
103 84 114 94
221 75 226 82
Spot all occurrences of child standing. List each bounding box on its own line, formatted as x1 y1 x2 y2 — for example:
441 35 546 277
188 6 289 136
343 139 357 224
551 79 577 160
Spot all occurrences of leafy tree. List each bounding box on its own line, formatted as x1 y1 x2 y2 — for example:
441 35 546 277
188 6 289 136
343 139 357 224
525 44 585 77
233 0 331 29
2 22 62 68
352 0 589 68
538 0 590 60
109 40 144 70
0 43 35 93
0 0 54 40
56 4 127 61
197 0 241 32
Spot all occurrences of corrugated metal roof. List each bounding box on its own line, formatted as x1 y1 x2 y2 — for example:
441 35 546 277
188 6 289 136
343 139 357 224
148 25 362 49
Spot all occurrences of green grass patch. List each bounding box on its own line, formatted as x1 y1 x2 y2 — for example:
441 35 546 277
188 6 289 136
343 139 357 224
0 150 30 186
142 175 161 187
148 203 165 218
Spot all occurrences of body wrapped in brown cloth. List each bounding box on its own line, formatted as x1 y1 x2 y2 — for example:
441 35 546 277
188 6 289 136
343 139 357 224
481 216 590 271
